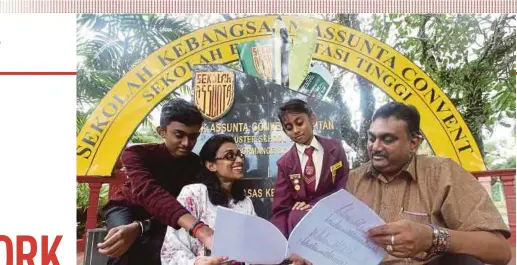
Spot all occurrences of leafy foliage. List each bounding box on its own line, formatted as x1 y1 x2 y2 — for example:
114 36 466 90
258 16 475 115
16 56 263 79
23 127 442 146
369 14 516 157
76 183 109 212
76 14 193 138
328 14 377 165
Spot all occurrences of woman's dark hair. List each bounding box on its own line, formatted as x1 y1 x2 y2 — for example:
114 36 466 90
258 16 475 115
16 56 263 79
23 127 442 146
277 98 313 122
198 134 245 207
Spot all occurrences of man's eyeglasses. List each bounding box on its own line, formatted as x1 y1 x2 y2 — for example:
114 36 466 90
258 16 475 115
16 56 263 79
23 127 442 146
215 150 245 161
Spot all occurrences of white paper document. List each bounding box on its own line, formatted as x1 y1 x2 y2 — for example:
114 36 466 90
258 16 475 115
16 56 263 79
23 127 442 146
212 189 387 265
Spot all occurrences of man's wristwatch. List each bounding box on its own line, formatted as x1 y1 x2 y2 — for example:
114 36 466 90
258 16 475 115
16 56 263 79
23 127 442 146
425 224 451 259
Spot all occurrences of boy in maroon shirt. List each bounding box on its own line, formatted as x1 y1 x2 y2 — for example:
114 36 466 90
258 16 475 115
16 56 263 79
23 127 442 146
97 98 226 265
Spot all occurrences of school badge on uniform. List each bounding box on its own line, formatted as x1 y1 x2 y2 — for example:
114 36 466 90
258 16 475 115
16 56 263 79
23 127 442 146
289 174 301 191
330 161 343 183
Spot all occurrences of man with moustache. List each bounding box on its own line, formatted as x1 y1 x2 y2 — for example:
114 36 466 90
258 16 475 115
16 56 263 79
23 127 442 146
347 102 511 265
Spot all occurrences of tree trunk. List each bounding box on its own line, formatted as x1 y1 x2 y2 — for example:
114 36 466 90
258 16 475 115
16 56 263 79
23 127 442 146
326 74 359 152
356 77 375 165
335 14 376 165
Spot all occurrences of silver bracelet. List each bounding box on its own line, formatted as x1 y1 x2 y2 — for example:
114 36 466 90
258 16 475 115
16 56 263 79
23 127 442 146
428 224 439 246
427 224 451 255
136 221 144 236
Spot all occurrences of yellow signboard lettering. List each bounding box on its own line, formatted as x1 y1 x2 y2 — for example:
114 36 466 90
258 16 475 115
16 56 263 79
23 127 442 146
77 16 485 176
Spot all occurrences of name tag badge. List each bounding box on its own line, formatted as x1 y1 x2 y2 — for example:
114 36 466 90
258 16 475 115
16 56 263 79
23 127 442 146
331 161 343 173
330 161 343 182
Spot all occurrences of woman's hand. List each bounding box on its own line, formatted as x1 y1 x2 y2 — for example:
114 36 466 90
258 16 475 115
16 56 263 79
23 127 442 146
292 201 312 211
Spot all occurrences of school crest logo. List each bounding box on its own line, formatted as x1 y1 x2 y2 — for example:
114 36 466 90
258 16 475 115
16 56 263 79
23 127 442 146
194 71 235 121
251 44 273 81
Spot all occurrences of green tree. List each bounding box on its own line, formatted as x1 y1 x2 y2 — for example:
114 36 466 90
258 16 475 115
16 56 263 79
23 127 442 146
484 127 516 169
325 68 359 154
76 14 193 139
331 14 376 166
370 14 516 156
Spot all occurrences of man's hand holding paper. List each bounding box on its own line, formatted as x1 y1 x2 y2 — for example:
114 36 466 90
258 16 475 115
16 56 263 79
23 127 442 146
367 219 434 259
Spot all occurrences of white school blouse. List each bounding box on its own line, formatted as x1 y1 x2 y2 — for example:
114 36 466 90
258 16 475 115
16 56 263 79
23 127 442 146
161 183 256 265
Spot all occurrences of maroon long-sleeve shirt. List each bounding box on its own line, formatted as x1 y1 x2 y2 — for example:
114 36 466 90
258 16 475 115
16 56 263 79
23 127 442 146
107 143 201 228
